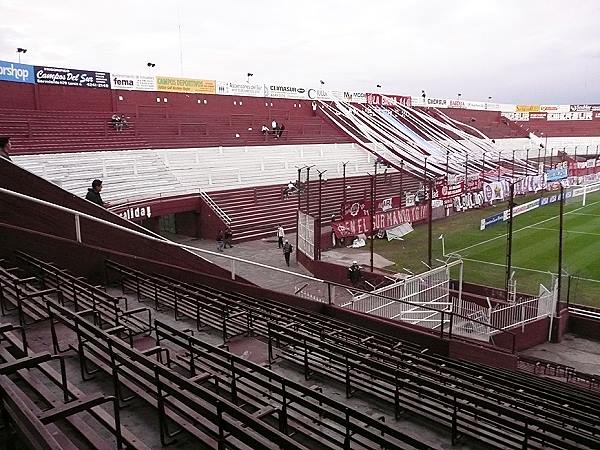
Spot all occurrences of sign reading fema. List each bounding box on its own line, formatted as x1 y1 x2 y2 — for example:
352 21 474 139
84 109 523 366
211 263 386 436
111 74 156 91
156 76 216 94
0 60 35 84
35 66 110 88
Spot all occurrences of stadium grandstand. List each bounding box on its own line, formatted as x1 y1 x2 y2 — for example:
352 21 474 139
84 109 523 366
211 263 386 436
2 1 600 449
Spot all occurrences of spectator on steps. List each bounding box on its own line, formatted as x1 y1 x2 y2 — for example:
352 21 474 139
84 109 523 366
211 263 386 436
271 120 277 132
223 227 234 248
85 179 110 208
0 136 12 160
277 123 285 139
111 114 123 132
347 261 362 287
283 180 297 198
282 240 293 267
216 230 225 252
261 125 270 135
120 114 128 130
276 225 285 248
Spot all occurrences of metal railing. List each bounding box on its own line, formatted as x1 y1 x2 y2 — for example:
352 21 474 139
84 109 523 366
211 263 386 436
0 186 519 351
199 189 232 225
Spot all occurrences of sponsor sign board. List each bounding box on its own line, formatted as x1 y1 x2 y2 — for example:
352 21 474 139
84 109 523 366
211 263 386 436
547 111 592 121
118 206 152 221
516 104 540 112
216 81 264 97
265 84 307 99
111 74 156 91
0 59 35 84
480 212 504 230
156 76 216 94
35 66 110 88
425 97 448 107
570 104 600 112
332 205 429 238
529 112 547 120
307 88 330 100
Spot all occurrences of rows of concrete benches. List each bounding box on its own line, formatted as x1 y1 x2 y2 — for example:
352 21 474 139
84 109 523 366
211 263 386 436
2 253 430 449
105 259 600 450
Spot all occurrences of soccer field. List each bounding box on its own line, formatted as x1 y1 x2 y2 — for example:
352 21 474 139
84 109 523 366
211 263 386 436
373 188 600 307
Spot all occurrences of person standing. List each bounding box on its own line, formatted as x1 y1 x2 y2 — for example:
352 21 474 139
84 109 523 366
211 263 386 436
85 179 110 207
223 227 233 248
347 261 362 287
276 225 285 248
282 240 293 267
0 136 12 160
216 230 225 252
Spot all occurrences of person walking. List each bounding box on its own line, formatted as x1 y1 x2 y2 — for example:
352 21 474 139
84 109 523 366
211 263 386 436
216 230 225 252
282 240 293 267
0 136 12 160
276 225 285 248
85 179 110 207
224 227 234 248
347 261 362 287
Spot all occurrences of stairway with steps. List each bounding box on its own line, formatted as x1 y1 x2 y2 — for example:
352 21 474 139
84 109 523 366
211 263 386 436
210 171 421 242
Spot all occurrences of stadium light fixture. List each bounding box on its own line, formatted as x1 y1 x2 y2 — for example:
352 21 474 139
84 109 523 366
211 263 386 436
320 80 325 85
246 72 254 83
488 96 492 100
457 93 462 99
147 62 156 67
16 47 27 63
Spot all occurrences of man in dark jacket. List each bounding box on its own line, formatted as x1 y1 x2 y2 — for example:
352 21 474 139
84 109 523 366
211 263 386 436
223 227 233 248
282 240 293 266
0 136 12 160
85 179 109 207
347 261 362 287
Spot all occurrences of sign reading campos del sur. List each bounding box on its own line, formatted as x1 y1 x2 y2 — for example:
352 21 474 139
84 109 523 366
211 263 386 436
34 66 110 88
111 74 156 91
0 60 35 84
156 76 216 94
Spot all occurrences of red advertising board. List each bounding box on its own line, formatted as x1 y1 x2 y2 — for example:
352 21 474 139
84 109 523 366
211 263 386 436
332 205 428 238
366 93 411 107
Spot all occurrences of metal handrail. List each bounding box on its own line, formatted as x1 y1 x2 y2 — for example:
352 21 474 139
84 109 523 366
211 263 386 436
0 186 517 352
199 189 232 225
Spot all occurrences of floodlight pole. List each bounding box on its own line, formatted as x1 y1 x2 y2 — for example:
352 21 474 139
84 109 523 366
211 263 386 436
341 161 349 208
399 159 404 206
305 166 311 214
556 184 565 315
369 172 375 272
525 149 530 176
428 179 433 268
481 151 486 179
296 166 304 261
317 170 327 261
505 182 515 297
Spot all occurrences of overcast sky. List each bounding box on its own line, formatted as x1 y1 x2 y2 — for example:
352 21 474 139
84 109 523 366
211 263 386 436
1 0 599 104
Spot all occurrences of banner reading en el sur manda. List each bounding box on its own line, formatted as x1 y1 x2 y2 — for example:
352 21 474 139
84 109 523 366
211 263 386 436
332 205 428 238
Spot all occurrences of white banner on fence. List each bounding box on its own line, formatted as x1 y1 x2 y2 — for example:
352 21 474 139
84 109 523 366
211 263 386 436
111 74 156 91
216 81 264 97
265 84 308 99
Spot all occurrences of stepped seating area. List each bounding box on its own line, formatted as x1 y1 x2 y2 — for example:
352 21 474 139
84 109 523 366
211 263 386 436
0 252 437 449
211 170 420 241
436 108 530 139
33 257 597 449
516 118 600 138
12 143 384 205
0 109 149 153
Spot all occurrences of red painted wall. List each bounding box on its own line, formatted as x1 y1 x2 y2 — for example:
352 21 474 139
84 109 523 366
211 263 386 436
0 81 36 109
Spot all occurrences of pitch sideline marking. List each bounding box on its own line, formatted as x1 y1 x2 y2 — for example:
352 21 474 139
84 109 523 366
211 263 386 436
452 198 600 255
528 226 600 237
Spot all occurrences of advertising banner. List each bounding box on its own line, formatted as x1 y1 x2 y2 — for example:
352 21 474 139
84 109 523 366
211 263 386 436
545 167 568 182
307 88 330 100
342 196 402 220
156 76 216 94
547 112 593 121
265 84 307 99
480 212 504 230
0 60 35 84
366 93 411 107
448 99 466 109
111 74 156 91
332 205 429 238
216 81 264 97
570 104 600 112
35 66 110 88
529 112 547 120
516 104 540 112
540 104 570 113
425 97 448 107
